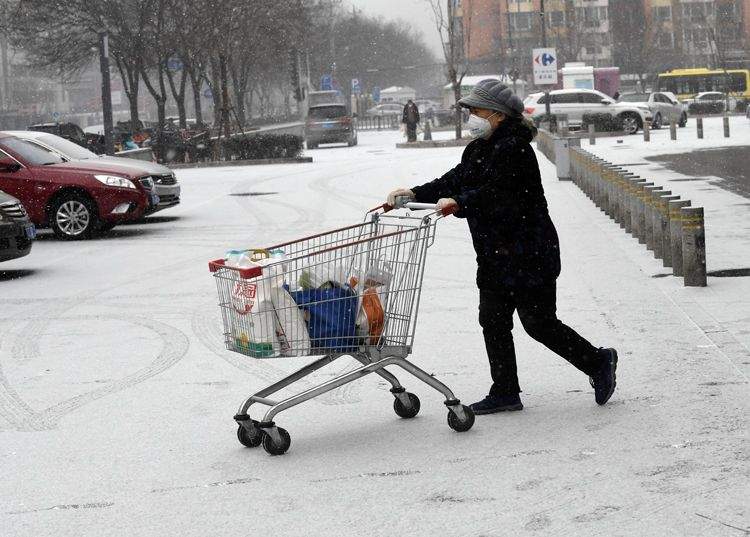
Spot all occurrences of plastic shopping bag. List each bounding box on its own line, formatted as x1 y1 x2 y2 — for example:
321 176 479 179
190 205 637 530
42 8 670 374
288 286 358 351
250 250 311 357
298 264 350 290
356 287 385 345
270 285 311 357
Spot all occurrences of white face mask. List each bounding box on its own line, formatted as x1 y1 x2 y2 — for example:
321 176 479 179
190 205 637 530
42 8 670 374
466 112 498 139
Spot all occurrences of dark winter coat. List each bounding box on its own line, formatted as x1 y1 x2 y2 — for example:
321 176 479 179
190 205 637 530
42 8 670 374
411 120 561 289
402 103 420 126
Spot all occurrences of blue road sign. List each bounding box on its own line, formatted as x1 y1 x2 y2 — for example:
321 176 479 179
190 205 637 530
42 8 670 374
321 75 333 91
372 86 381 103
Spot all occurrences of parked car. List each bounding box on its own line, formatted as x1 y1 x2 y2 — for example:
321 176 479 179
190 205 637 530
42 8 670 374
3 130 180 214
0 133 153 240
28 122 88 147
617 91 687 128
686 92 736 114
523 89 653 134
365 103 404 117
305 104 357 149
0 190 34 262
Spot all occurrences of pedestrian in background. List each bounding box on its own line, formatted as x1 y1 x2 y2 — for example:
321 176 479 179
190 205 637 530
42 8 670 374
387 80 618 415
402 100 420 143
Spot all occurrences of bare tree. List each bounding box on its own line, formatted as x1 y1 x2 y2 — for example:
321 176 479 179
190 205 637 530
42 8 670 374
426 0 469 139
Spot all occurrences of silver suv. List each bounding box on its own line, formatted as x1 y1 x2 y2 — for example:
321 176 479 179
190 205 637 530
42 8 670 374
523 89 652 134
618 91 687 129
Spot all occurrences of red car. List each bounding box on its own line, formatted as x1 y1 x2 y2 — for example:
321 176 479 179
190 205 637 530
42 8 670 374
0 133 155 240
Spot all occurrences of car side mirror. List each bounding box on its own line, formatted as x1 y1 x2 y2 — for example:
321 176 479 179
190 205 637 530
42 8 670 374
0 157 21 173
601 99 611 105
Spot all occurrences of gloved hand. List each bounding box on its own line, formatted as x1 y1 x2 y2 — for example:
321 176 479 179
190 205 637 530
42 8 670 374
386 188 415 208
436 198 459 216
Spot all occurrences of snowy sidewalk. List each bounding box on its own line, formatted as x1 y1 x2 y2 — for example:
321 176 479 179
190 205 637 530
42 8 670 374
1 130 747 536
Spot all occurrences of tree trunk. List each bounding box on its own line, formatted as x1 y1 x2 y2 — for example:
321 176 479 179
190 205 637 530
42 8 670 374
219 53 231 138
188 69 203 126
167 68 188 129
452 73 462 139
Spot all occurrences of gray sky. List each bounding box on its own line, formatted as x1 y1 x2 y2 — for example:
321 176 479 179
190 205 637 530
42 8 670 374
346 0 444 57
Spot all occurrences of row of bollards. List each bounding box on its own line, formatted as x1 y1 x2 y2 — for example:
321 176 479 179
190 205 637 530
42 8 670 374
639 115 731 142
569 148 707 286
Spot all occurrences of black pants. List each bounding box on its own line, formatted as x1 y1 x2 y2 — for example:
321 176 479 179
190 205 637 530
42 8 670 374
406 124 417 142
478 283 602 396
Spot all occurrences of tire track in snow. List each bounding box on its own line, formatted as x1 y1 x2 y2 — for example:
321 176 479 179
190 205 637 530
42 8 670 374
1 314 189 432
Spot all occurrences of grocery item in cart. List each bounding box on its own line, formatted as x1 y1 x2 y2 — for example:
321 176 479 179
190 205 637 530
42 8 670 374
356 287 385 345
288 286 358 351
228 277 280 358
298 264 350 290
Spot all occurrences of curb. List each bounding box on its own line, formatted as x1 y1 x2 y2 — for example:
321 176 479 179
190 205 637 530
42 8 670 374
396 139 471 149
169 156 313 169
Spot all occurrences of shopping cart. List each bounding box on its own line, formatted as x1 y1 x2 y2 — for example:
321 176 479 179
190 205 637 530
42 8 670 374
208 201 475 455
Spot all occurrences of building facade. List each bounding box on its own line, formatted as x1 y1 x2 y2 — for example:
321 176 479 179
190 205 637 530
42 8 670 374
456 0 750 78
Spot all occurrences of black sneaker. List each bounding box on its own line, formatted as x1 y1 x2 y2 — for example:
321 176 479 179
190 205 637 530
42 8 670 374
470 393 523 415
590 348 618 405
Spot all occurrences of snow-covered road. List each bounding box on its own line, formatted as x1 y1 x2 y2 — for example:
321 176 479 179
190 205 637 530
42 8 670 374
2 131 747 536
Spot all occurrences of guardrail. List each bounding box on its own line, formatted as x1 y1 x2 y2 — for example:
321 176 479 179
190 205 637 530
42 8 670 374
357 115 401 131
538 129 707 287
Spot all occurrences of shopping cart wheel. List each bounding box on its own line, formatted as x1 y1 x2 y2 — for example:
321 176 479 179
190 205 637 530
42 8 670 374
237 421 264 448
393 392 421 419
262 427 291 456
447 405 475 432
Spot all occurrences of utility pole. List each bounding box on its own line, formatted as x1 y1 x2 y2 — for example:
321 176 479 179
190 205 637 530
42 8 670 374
540 0 552 119
98 31 115 156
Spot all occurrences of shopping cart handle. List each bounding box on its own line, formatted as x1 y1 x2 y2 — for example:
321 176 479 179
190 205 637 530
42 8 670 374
369 202 457 216
208 258 263 279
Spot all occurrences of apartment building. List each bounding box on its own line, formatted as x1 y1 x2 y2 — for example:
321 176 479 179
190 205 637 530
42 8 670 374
456 0 749 76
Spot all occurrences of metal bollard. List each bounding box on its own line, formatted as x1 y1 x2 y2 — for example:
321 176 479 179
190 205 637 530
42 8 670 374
649 189 672 253
622 176 641 234
589 123 596 145
681 207 707 287
723 115 730 138
620 172 637 229
653 194 679 259
643 185 665 248
643 120 650 142
423 120 433 141
669 200 691 276
632 181 654 242
696 117 703 139
664 199 691 268
669 121 677 140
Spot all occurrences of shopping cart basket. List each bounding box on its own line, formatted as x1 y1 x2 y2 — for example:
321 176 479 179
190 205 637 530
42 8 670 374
208 202 475 455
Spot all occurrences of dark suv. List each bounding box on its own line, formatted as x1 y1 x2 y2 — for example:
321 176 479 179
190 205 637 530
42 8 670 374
305 104 357 149
0 190 34 262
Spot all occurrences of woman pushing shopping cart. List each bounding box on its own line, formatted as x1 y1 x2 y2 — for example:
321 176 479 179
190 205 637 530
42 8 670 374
209 200 474 456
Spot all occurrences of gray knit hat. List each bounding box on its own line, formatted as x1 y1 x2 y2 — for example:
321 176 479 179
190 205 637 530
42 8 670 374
458 80 524 119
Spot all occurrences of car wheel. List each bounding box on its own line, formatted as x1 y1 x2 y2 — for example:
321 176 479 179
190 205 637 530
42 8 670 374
652 113 662 129
50 194 98 240
679 112 688 128
620 113 641 135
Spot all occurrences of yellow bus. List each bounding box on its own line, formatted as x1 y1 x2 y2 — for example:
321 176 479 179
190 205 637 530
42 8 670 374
656 68 750 101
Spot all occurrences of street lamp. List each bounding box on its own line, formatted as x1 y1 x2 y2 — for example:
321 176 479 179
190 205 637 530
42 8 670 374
98 30 115 155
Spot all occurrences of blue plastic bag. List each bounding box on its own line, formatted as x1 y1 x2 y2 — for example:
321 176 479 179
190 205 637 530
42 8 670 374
288 286 358 351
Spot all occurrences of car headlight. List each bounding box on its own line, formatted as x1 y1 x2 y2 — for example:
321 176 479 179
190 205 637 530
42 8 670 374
94 174 136 189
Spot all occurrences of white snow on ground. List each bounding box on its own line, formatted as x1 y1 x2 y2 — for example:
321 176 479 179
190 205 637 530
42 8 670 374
1 130 748 536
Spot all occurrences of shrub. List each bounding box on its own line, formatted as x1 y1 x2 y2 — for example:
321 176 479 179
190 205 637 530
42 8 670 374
581 113 624 132
220 133 304 161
